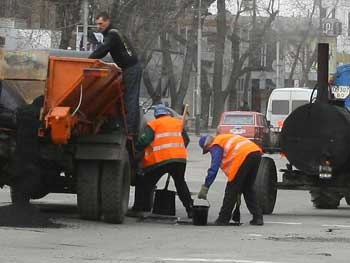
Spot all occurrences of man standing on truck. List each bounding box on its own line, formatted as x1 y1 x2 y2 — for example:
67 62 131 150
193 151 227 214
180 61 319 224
89 12 142 143
128 104 193 218
197 134 263 225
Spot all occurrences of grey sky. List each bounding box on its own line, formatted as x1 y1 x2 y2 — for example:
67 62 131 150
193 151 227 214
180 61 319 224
209 0 318 17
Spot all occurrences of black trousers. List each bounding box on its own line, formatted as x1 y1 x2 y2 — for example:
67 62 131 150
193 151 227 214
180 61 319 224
218 151 262 222
133 162 192 212
122 63 142 135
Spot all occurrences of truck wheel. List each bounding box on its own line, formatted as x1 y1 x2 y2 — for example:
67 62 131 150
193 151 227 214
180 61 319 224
101 158 130 224
10 186 30 205
76 160 101 220
345 195 350 206
10 168 47 204
310 190 341 209
254 156 277 214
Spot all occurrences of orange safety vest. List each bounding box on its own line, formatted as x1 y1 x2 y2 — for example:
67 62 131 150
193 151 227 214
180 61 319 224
143 116 187 168
211 134 262 182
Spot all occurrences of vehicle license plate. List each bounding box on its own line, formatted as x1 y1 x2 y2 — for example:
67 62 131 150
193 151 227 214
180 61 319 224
331 86 350 99
230 128 245 134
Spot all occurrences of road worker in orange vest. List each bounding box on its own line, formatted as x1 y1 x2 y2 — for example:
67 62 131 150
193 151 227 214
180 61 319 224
198 134 263 225
128 104 193 218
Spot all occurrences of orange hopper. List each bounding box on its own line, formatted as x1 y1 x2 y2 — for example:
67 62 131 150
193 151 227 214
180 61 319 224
41 56 125 144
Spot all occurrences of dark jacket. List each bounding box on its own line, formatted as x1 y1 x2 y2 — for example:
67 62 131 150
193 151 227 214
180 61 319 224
89 24 138 70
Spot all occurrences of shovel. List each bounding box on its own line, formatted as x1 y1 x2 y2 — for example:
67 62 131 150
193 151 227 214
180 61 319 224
152 174 176 216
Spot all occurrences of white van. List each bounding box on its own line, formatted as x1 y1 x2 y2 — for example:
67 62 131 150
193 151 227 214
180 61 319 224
266 87 316 149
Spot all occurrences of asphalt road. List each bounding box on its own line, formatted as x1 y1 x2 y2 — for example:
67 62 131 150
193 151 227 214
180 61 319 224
0 134 350 263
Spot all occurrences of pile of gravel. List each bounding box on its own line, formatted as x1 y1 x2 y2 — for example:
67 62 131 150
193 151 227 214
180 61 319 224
0 204 62 228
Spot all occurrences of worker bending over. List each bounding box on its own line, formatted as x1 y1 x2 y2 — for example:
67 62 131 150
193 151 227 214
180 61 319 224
198 134 263 225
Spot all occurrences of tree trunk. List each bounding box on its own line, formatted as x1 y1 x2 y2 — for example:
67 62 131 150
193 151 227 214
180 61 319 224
300 46 317 87
175 11 197 113
228 32 240 110
56 0 82 49
160 32 178 107
228 78 237 110
243 72 251 108
211 0 226 128
200 67 212 130
211 91 226 128
288 42 302 82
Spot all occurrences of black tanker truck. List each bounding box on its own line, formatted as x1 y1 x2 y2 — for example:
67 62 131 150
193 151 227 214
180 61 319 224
255 43 350 213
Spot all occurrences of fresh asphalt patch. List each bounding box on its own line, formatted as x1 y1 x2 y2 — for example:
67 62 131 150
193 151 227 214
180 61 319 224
0 204 62 228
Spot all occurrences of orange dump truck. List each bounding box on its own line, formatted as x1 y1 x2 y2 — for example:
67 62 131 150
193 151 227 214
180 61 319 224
0 49 131 224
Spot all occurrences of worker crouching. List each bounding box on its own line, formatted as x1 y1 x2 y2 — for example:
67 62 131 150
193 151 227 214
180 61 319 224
198 134 264 225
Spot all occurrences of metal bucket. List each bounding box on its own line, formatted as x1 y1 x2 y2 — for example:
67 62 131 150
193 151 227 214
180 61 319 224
192 199 210 226
152 174 176 216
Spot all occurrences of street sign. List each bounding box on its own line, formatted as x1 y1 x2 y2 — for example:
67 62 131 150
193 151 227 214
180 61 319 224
322 19 342 37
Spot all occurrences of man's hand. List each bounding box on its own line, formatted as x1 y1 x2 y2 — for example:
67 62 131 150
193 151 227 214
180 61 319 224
197 185 209 200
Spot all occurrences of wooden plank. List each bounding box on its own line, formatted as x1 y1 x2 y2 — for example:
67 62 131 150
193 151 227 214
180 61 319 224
0 49 49 80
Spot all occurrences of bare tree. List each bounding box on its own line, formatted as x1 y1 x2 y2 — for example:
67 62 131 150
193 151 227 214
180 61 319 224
209 0 226 128
36 0 82 49
210 0 278 127
127 0 215 112
284 0 340 87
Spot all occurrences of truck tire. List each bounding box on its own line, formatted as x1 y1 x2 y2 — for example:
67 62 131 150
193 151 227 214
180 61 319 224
76 160 101 220
10 166 47 204
345 195 350 206
310 190 341 209
10 186 30 205
101 158 130 224
254 156 277 214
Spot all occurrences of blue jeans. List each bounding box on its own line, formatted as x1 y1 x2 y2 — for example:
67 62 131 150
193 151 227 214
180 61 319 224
122 63 142 135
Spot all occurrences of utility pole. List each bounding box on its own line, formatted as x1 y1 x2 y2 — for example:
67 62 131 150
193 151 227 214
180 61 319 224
195 0 202 135
83 0 89 51
276 0 281 89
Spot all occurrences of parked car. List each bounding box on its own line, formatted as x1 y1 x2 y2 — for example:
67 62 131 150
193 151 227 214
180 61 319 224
217 111 270 150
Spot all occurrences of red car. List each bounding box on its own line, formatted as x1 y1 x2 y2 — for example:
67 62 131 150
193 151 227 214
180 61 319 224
217 111 270 149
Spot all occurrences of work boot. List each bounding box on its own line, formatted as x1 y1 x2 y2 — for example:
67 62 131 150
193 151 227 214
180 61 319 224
214 218 230 226
126 208 145 218
231 207 240 223
186 207 193 219
249 216 264 226
186 199 194 219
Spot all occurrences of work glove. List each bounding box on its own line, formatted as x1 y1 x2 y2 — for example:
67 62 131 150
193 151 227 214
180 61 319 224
197 185 209 200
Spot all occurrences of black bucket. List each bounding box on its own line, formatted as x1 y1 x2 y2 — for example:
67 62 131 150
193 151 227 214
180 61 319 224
192 200 210 226
152 175 176 216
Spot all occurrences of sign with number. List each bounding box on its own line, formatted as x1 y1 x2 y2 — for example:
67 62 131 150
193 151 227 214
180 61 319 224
331 86 350 99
